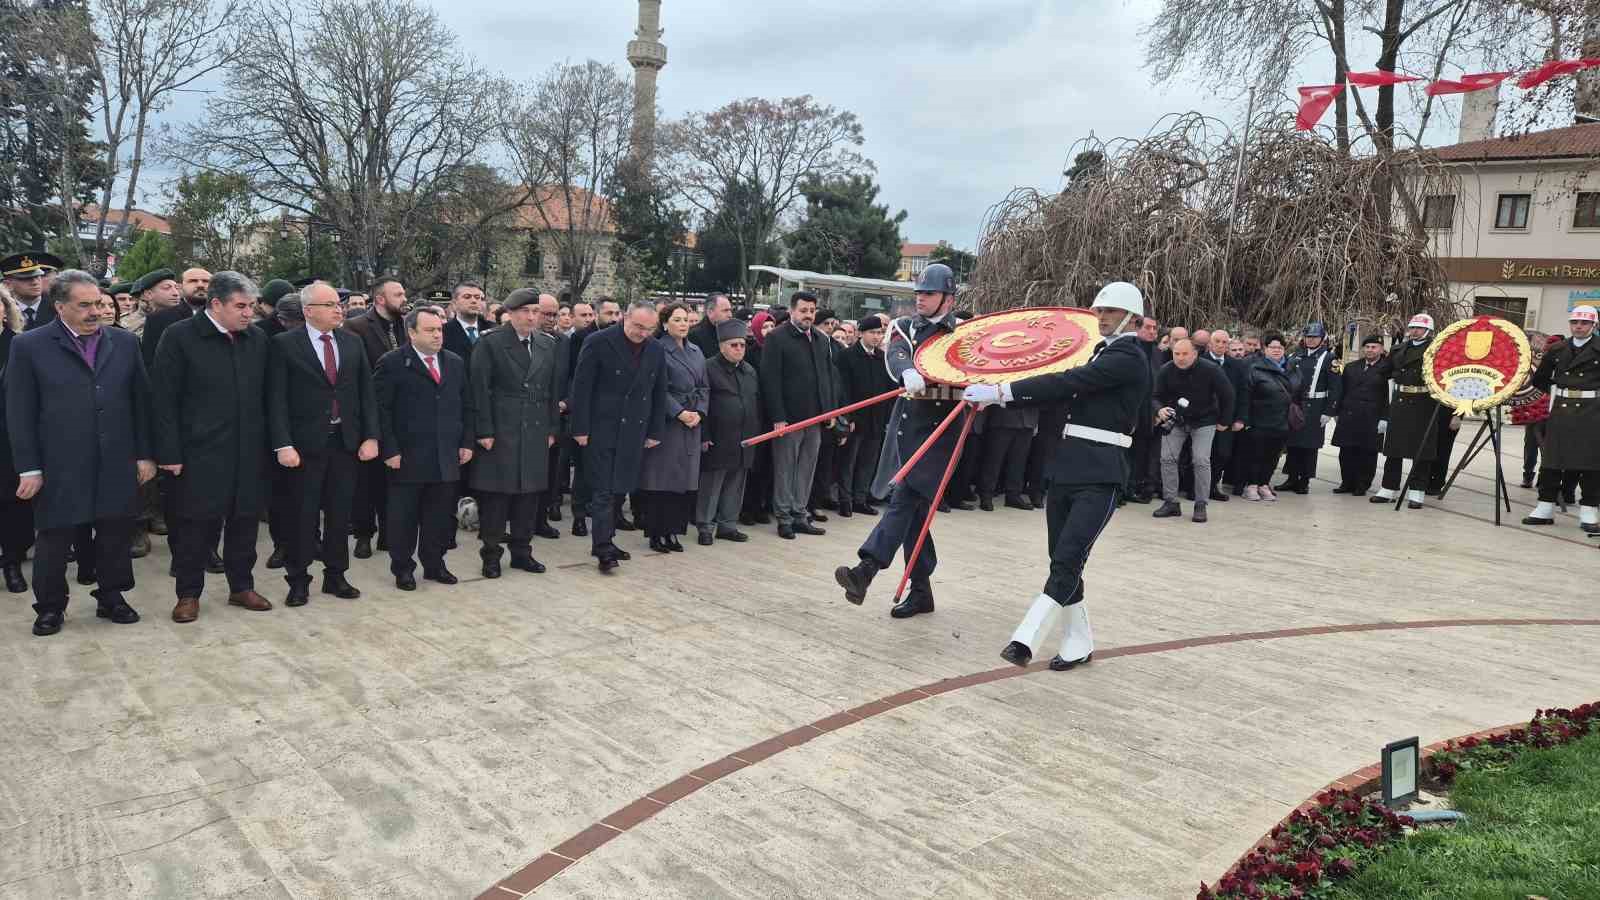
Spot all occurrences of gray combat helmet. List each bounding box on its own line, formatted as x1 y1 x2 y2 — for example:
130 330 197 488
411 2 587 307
914 263 957 293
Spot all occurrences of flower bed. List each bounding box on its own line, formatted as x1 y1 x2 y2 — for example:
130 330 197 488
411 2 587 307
1201 701 1600 900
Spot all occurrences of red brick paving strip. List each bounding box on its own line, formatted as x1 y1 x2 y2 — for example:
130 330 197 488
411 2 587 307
474 617 1600 898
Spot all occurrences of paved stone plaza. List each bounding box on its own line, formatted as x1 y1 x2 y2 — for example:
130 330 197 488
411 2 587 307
1 430 1596 899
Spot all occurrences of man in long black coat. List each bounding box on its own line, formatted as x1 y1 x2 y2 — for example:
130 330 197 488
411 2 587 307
342 278 410 557
835 316 897 515
150 271 275 622
267 282 379 605
1202 330 1249 499
570 302 667 572
376 307 474 588
1523 304 1600 530
7 270 154 636
1331 335 1389 497
1373 313 1443 510
695 319 762 544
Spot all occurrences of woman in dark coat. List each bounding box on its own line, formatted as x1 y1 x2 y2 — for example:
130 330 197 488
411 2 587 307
1331 334 1390 496
636 303 708 551
1238 331 1302 502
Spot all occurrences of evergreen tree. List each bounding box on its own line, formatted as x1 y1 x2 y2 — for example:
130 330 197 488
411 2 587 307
115 228 177 282
692 180 781 294
608 162 688 294
784 174 906 278
929 242 978 284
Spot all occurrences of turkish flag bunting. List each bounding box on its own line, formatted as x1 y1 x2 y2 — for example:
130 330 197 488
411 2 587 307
1516 58 1600 90
1347 70 1423 88
1425 72 1512 96
1295 84 1345 131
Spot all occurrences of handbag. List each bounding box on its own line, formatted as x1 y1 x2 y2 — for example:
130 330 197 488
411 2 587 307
1287 400 1306 431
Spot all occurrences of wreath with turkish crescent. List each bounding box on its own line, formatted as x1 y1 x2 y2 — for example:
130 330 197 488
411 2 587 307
1422 315 1532 416
915 307 1102 386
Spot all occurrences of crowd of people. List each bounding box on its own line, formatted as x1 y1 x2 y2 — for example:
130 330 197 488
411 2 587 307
2 248 1595 641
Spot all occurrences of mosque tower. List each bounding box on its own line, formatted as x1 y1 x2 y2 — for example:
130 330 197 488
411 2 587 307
627 0 667 167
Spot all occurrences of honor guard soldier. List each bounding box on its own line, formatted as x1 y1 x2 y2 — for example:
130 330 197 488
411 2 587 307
832 263 963 619
1277 321 1342 493
963 282 1152 671
1523 305 1600 530
1372 313 1442 510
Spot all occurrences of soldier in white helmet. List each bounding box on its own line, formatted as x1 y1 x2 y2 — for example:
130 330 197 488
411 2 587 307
1522 305 1600 531
1371 313 1443 510
963 282 1153 671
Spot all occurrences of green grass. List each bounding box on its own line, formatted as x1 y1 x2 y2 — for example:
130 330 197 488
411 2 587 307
1327 731 1600 900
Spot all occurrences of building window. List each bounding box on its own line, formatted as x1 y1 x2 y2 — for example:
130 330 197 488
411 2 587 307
523 240 542 276
1494 193 1531 230
1423 195 1455 230
1473 296 1528 328
910 256 929 275
1575 192 1600 229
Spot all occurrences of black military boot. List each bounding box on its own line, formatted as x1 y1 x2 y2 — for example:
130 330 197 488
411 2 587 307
834 558 879 605
890 581 935 619
1152 499 1182 518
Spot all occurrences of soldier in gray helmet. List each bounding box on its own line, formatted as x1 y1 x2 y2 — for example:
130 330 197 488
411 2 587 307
1277 321 1341 493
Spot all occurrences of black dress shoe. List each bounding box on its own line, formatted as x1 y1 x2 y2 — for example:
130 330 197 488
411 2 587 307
952 499 976 511
508 556 546 573
76 567 97 586
96 602 139 624
1049 652 1093 671
715 528 749 542
1208 490 1230 502
837 498 853 518
375 536 388 552
1293 483 1310 495
422 568 457 585
1029 493 1045 507
616 515 637 531
285 584 310 607
572 519 588 537
548 505 563 522
937 501 951 513
834 559 879 605
534 525 560 540
739 513 757 526
808 511 829 523
978 495 995 512
32 611 63 636
322 575 361 599
1127 492 1153 505
697 531 714 546
1331 484 1351 494
1369 495 1390 504
395 573 418 591
855 500 878 516
1000 641 1032 667
778 523 796 540
129 530 150 559
1005 494 1034 510
482 557 502 578
206 550 225 574
353 537 372 559
4 564 27 594
1520 477 1535 489
793 521 826 536
650 536 671 553
667 536 684 552
753 511 771 525
598 555 620 573
614 547 631 561
1274 479 1297 492
266 546 286 569
890 587 935 619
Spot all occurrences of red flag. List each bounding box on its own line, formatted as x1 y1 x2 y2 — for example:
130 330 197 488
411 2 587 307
1295 84 1344 131
1425 72 1512 96
1347 70 1423 88
1516 58 1600 89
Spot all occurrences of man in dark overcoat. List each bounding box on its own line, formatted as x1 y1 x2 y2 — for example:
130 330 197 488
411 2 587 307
1373 313 1443 510
834 316 897 516
267 282 379 606
1523 304 1600 531
759 292 838 537
376 307 474 589
1331 334 1389 497
1277 322 1342 493
342 277 410 557
468 289 560 577
533 293 571 536
570 301 667 572
7 270 154 635
695 319 761 544
150 271 275 622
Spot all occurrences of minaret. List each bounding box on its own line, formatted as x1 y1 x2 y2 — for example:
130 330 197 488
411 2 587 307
627 0 667 168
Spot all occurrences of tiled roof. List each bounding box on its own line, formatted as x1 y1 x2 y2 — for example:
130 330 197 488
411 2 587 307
510 187 615 233
80 205 172 234
900 242 938 258
1431 123 1600 162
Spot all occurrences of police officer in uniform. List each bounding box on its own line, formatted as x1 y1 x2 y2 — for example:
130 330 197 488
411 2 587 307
1277 322 1342 493
963 282 1152 670
1372 313 1442 510
832 263 962 619
1522 305 1600 530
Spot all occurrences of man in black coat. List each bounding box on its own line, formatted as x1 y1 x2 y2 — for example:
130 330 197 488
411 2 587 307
564 297 616 537
532 293 570 537
1331 334 1389 496
759 292 838 538
1202 330 1249 499
7 271 154 636
1523 305 1600 530
376 307 474 588
966 283 1152 671
138 268 199 372
342 278 410 557
267 282 379 605
1151 339 1234 522
254 279 297 337
570 302 667 572
688 293 732 364
1277 322 1342 494
835 316 896 516
442 281 488 363
1373 313 1443 510
695 319 761 544
150 271 276 622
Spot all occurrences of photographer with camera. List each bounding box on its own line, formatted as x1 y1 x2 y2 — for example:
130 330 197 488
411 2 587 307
1153 339 1235 523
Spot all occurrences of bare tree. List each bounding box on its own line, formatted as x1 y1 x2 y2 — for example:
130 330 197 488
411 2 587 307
502 60 633 303
662 96 870 302
175 0 514 285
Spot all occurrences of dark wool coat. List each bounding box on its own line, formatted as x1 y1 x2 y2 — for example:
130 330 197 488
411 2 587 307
375 347 474 484
1284 345 1342 449
1239 356 1301 436
1532 335 1600 470
1380 340 1443 462
569 324 667 494
1331 358 1389 451
1009 333 1153 488
468 327 561 495
702 352 762 472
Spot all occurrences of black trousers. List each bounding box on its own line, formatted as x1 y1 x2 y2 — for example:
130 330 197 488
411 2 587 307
979 427 1032 497
479 490 540 560
847 426 883 502
33 517 135 614
858 482 936 584
351 457 388 541
569 435 590 519
1209 430 1236 494
1243 430 1289 485
267 462 295 549
1282 446 1320 481
742 443 773 518
1026 410 1065 500
537 439 564 526
1338 447 1379 493
586 446 622 554
811 431 838 508
0 498 35 567
285 435 358 586
1381 455 1431 492
638 489 693 538
387 480 456 575
1538 467 1599 505
1427 421 1462 493
1126 429 1156 495
1523 423 1542 480
1043 483 1119 605
174 514 258 598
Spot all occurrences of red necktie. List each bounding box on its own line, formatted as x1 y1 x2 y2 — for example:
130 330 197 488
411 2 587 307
320 333 339 421
425 355 440 384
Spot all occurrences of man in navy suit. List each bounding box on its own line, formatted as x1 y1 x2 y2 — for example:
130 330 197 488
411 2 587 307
6 270 155 636
375 307 474 589
442 281 487 362
266 282 379 607
569 301 667 572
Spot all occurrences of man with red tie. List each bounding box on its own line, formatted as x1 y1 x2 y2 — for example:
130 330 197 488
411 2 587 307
375 307 475 589
266 282 379 606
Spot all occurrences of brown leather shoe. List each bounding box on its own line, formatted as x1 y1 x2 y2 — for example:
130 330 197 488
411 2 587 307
171 597 200 623
227 590 273 611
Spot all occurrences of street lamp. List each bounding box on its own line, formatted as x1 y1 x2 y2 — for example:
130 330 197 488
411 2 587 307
282 218 341 283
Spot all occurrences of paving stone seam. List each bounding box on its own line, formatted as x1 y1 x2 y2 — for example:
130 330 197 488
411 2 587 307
473 617 1600 898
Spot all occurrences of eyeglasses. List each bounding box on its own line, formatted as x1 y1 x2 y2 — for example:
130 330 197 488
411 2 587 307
303 302 340 309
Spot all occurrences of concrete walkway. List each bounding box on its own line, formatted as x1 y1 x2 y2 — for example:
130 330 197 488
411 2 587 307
1 427 1596 899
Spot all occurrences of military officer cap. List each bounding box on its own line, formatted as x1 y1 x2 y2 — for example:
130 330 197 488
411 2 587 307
816 308 838 324
504 288 539 310
292 276 319 288
735 307 753 321
1361 333 1384 347
260 278 296 307
716 319 749 343
109 281 133 295
857 316 884 332
131 267 177 295
1 252 64 279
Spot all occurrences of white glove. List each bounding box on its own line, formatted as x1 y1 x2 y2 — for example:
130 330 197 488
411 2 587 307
1320 414 1332 427
1378 420 1388 435
901 368 927 395
962 383 1010 408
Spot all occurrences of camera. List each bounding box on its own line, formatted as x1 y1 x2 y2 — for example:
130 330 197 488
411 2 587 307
1159 397 1190 434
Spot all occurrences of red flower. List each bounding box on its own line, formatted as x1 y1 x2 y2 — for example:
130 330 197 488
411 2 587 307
1295 859 1322 883
1327 857 1357 878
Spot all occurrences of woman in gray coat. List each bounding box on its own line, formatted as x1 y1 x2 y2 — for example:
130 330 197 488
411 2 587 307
636 303 708 552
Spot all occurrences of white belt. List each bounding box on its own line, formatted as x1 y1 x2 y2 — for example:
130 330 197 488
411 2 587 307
1553 388 1599 399
1306 391 1329 399
1396 385 1429 395
1062 423 1134 448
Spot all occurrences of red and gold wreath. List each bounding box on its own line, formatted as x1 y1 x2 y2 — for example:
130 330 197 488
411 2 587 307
1422 315 1532 416
916 307 1101 386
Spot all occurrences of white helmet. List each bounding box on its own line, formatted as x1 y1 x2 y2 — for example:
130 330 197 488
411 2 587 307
1092 281 1145 318
1570 305 1598 324
1407 313 1435 331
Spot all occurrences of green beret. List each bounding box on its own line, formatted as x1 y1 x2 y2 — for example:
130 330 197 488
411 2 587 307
260 279 295 306
108 282 133 295
131 268 177 294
